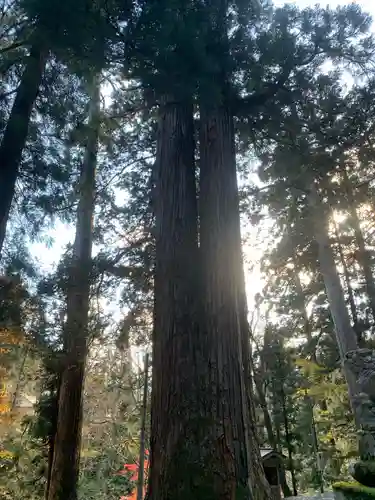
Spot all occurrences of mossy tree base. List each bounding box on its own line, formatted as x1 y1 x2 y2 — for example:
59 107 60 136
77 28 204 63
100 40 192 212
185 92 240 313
352 461 375 488
333 481 375 500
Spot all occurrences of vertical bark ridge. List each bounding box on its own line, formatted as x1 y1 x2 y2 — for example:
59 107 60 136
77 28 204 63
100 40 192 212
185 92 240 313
147 97 202 500
199 100 270 500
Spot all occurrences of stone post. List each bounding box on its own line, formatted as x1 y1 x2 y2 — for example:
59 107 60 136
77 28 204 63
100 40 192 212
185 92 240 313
345 348 375 486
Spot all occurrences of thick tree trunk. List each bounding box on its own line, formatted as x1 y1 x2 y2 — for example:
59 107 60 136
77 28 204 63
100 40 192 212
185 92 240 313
0 43 47 255
47 76 100 500
147 98 202 500
199 100 271 500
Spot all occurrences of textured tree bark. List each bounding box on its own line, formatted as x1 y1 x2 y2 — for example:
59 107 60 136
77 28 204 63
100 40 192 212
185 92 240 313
199 99 271 500
47 76 100 500
147 97 203 500
0 43 47 256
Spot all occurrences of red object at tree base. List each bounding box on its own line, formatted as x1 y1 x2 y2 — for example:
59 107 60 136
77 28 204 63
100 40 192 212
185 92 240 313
117 450 149 500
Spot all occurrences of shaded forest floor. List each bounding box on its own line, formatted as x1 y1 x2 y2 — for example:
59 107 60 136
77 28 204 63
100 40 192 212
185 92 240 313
290 493 334 500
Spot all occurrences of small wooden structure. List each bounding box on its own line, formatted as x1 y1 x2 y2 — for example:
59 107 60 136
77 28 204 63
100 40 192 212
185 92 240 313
260 447 286 500
119 447 286 500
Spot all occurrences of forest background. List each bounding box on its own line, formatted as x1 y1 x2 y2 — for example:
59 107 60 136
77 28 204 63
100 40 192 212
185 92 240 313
1 0 375 498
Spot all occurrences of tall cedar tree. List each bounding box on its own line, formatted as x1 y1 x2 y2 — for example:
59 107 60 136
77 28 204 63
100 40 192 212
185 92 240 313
198 2 270 497
137 0 271 496
0 0 126 258
147 97 203 499
47 75 100 500
0 41 47 254
199 97 270 499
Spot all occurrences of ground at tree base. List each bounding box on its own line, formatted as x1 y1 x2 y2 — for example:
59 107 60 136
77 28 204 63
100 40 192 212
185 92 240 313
289 493 334 500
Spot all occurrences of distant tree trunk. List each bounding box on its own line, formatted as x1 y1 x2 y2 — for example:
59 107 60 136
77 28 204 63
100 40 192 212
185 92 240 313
146 97 202 500
0 43 47 256
292 265 312 343
137 352 149 500
292 261 328 487
343 169 375 321
10 346 28 413
309 185 359 403
275 354 297 497
47 75 100 500
199 97 271 500
254 373 275 448
332 219 358 327
254 372 292 497
45 377 60 500
310 185 375 481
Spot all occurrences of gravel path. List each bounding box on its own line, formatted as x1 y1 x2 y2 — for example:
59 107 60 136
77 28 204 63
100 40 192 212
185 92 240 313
289 494 334 500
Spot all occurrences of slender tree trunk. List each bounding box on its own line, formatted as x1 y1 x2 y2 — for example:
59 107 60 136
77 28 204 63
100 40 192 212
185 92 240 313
332 219 358 328
0 43 47 256
293 262 327 488
137 352 149 500
277 361 297 497
309 186 375 481
309 186 359 401
45 377 60 500
147 97 202 500
343 169 375 320
199 98 270 500
303 391 324 494
254 374 275 448
254 373 292 497
292 266 312 343
47 75 100 500
10 346 28 413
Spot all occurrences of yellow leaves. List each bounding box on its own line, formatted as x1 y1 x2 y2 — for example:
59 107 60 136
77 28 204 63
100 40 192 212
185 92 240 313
321 431 335 443
0 381 10 415
294 387 308 398
0 327 25 422
0 327 24 347
0 367 11 419
0 450 14 459
0 404 10 414
293 357 325 375
0 381 6 396
294 380 348 401
81 448 100 458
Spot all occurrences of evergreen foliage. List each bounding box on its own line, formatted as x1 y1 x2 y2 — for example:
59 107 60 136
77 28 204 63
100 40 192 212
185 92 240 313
1 0 375 497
